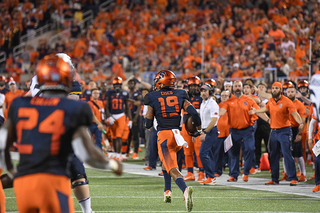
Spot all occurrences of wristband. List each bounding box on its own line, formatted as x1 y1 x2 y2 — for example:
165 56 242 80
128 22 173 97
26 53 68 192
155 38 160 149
203 130 208 134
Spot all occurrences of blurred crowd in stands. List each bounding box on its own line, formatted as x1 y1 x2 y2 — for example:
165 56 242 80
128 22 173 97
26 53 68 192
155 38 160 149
2 0 320 88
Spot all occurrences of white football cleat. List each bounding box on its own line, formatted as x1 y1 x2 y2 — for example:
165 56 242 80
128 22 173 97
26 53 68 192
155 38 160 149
184 187 194 212
164 190 172 203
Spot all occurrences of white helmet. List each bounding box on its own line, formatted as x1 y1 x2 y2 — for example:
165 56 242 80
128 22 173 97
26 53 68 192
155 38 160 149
56 53 74 70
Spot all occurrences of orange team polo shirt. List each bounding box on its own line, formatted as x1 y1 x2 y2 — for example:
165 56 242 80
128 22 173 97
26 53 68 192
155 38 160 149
221 95 259 129
88 100 104 122
218 102 229 138
4 89 25 118
289 99 307 127
266 95 297 129
249 95 259 125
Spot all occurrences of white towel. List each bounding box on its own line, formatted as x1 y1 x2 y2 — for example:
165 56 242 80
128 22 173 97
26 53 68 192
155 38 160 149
172 129 188 148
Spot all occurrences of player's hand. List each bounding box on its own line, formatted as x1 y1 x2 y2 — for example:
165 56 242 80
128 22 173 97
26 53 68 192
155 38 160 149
128 120 132 129
0 174 13 189
108 117 115 125
248 107 256 115
97 123 103 131
133 117 138 124
192 137 196 143
109 159 123 176
308 139 314 149
296 91 302 98
294 134 302 143
199 134 206 142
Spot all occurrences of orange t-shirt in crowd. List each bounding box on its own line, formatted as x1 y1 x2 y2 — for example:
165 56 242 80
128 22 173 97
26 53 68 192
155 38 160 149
221 95 259 129
231 70 243 79
73 39 87 59
268 29 285 44
4 89 25 119
218 102 229 138
295 46 306 67
112 63 126 80
266 95 297 129
251 70 263 79
87 99 105 123
183 56 195 69
6 67 24 82
289 99 307 127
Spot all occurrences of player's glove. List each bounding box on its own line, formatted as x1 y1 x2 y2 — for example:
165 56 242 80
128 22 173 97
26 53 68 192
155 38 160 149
128 120 132 129
107 117 115 125
191 129 203 137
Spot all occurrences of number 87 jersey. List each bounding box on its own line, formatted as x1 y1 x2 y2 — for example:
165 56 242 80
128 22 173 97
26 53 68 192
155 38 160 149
144 89 189 131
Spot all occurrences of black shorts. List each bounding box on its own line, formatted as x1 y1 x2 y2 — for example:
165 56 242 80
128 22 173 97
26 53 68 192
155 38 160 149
69 154 86 182
291 127 303 157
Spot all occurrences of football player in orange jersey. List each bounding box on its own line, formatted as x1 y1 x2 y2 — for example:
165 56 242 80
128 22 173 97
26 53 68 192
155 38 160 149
182 76 204 182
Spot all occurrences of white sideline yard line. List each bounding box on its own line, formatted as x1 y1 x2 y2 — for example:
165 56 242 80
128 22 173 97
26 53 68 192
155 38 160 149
6 211 319 213
111 162 320 199
5 196 318 200
9 152 320 199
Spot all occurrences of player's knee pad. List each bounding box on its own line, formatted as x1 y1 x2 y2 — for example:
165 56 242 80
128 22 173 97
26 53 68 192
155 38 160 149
71 174 88 189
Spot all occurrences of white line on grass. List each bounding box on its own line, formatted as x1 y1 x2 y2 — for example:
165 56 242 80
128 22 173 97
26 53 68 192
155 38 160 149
71 211 320 213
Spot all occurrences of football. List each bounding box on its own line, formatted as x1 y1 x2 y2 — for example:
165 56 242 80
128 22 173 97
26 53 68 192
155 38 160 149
185 116 197 135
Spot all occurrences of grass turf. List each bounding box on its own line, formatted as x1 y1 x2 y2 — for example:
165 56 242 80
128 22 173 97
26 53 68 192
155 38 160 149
4 165 320 213
4 147 319 212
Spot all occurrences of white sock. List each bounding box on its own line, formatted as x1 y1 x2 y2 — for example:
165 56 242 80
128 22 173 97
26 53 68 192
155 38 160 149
307 154 312 161
297 157 306 175
79 197 92 213
116 153 120 158
282 158 287 173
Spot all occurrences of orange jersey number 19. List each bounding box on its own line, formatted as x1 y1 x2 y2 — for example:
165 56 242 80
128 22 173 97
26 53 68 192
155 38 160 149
16 108 66 155
158 96 179 118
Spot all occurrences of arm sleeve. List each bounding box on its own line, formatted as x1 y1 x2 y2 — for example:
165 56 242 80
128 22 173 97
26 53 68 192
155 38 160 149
186 104 201 127
220 101 228 110
287 100 297 114
142 105 148 116
266 101 270 111
210 100 219 118
309 118 317 140
144 94 150 106
298 102 307 118
252 100 260 109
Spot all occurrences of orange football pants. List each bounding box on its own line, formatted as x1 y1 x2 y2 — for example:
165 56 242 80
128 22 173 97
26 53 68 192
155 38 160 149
157 130 182 173
14 173 74 213
110 115 126 139
181 124 203 169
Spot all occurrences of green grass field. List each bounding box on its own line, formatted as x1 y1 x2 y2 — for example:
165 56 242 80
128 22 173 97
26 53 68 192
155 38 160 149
3 155 320 213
